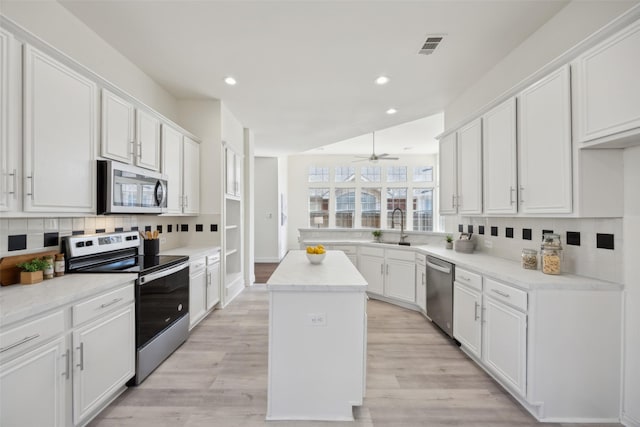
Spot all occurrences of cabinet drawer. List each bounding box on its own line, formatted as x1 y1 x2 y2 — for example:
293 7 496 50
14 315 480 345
73 284 134 326
386 249 415 262
206 251 220 265
455 267 482 292
415 253 426 266
0 310 65 359
485 278 527 312
360 246 384 257
190 259 206 274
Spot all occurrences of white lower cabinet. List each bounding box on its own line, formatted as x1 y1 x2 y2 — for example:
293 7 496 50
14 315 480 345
453 282 482 359
206 252 221 311
189 258 207 329
358 247 415 304
358 253 384 295
0 336 67 427
415 254 427 313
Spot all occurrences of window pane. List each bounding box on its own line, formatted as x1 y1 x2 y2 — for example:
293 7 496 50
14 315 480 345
413 188 433 231
308 166 329 182
335 188 355 228
335 166 355 183
387 166 407 182
386 188 407 228
309 188 329 227
414 166 433 182
360 166 381 182
360 188 381 228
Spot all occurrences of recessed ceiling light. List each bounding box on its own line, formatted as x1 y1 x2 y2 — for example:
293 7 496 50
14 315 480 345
224 76 237 86
386 108 397 115
403 147 412 151
375 76 390 85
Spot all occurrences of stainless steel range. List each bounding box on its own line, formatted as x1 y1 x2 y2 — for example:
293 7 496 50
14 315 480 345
63 231 190 384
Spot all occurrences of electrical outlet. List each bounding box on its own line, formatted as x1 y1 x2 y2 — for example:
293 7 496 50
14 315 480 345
306 313 327 326
484 240 493 249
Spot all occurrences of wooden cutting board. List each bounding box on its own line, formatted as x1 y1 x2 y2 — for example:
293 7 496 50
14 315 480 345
0 250 60 286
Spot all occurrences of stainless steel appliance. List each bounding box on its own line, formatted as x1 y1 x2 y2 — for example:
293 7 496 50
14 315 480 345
97 160 168 215
64 231 189 384
426 255 455 338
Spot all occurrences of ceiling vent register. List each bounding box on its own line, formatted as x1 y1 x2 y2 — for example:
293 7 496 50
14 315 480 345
418 35 444 55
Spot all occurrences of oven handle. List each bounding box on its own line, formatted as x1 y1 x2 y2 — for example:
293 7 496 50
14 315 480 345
139 262 189 285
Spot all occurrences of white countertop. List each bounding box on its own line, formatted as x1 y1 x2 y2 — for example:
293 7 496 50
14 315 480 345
302 240 622 292
0 273 137 327
160 245 221 260
267 250 367 292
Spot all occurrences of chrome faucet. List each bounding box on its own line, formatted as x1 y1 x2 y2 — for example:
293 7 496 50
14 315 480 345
391 208 408 244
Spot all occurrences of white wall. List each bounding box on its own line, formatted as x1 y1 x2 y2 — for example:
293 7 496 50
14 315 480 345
1 0 178 121
623 145 640 426
221 102 244 153
445 0 639 129
254 157 280 262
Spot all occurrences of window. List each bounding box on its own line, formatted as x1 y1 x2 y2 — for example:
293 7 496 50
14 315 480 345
386 188 407 228
413 188 433 231
309 188 329 227
387 166 407 182
414 166 433 182
308 166 329 182
360 166 381 182
335 166 355 182
335 188 355 228
360 188 381 228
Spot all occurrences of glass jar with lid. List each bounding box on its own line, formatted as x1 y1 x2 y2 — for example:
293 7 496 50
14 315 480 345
521 249 538 270
541 233 562 275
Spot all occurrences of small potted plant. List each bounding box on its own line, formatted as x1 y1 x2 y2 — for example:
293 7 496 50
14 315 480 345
445 234 454 249
17 258 50 285
372 230 382 243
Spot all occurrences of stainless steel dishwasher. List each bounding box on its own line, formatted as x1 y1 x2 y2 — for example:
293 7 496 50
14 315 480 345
426 256 455 338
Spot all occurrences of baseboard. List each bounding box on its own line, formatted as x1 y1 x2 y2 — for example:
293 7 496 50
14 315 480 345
255 257 281 263
623 412 640 427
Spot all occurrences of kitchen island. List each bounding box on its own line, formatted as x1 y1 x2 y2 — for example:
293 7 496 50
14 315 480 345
266 250 368 421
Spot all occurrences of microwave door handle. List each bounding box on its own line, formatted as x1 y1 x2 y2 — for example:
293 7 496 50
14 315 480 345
154 180 166 207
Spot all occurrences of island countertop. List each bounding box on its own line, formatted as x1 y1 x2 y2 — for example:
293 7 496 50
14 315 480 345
267 250 367 292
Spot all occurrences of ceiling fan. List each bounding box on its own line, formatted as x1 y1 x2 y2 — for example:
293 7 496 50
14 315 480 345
353 132 399 163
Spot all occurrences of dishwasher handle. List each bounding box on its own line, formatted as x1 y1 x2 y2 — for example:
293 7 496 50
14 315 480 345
426 260 451 275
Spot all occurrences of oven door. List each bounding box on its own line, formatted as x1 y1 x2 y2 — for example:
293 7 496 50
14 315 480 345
136 262 189 348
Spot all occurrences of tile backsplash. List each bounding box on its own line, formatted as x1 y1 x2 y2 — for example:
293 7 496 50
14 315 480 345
1 214 221 258
445 216 623 283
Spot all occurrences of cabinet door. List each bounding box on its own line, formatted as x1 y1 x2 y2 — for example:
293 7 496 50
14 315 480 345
483 98 517 214
0 29 20 213
225 147 235 196
575 20 640 143
439 133 457 214
23 45 97 213
136 109 160 171
483 297 527 397
0 336 67 427
189 268 207 328
183 136 200 214
385 259 416 303
206 262 221 310
161 124 183 214
453 282 482 359
457 118 482 215
358 255 384 296
415 264 426 312
518 66 572 214
234 152 242 197
101 89 135 164
72 304 135 424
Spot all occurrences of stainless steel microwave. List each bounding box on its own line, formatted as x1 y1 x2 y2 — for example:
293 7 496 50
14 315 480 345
97 160 168 214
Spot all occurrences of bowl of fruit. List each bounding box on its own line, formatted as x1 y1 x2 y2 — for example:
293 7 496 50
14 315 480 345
305 245 326 264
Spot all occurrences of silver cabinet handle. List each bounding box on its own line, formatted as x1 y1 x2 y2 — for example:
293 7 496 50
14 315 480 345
452 194 455 209
138 142 143 159
380 264 384 275
62 348 70 379
76 342 84 370
9 169 17 197
492 289 511 298
129 140 136 156
100 297 123 309
0 333 40 353
510 186 515 205
26 174 34 199
207 272 212 286
386 264 389 275
519 186 525 204
422 272 425 286
474 302 480 321
458 274 470 282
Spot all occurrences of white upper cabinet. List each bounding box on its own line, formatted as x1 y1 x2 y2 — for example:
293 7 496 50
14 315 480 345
23 45 97 213
161 124 184 215
438 133 457 215
182 136 200 214
483 98 518 215
518 66 572 214
574 18 640 145
101 89 135 164
136 109 161 171
457 118 483 215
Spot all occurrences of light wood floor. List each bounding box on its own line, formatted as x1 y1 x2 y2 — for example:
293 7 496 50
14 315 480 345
89 286 620 427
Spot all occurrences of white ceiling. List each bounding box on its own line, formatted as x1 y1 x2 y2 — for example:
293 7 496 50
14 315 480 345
59 0 569 156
